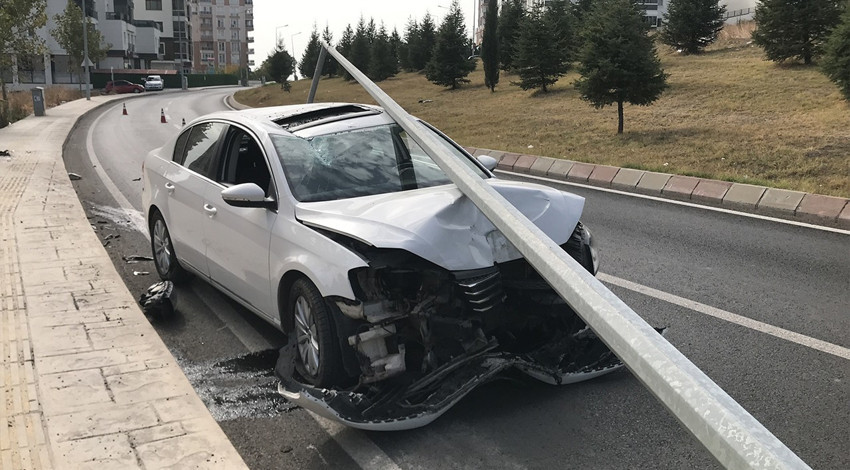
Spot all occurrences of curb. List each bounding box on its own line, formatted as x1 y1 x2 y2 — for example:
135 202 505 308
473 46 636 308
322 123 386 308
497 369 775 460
1 96 248 469
468 147 850 230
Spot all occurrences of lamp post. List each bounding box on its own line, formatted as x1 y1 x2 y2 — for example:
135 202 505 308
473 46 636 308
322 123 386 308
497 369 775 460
290 31 301 81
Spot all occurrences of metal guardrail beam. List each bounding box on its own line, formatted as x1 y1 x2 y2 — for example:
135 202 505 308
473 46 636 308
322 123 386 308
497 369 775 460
314 41 810 469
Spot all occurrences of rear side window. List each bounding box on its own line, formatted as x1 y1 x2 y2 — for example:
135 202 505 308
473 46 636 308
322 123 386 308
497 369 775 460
178 122 227 179
172 130 191 162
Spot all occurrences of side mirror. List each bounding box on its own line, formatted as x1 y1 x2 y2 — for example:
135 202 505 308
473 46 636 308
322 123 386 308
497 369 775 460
221 183 276 209
476 155 498 172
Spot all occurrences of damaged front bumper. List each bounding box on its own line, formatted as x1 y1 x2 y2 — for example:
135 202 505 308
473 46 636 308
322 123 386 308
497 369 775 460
276 327 650 431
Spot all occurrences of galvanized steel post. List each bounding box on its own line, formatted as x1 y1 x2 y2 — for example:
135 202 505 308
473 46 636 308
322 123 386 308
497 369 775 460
317 40 810 470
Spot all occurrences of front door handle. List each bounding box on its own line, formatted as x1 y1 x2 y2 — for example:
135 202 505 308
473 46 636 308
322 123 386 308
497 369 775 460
204 204 217 218
164 182 175 194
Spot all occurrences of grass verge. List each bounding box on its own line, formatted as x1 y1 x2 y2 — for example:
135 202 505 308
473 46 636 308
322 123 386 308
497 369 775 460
235 26 849 198
2 86 84 127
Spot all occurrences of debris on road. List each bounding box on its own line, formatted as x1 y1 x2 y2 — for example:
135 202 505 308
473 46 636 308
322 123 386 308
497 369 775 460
68 173 82 180
139 281 175 320
123 255 154 263
0 150 10 157
133 271 150 276
132 177 141 181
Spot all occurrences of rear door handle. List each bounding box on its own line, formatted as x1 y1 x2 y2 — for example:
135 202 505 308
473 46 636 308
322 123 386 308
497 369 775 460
204 204 217 218
164 182 175 194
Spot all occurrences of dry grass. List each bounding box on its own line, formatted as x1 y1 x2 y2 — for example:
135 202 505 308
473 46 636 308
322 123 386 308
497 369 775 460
3 86 84 124
235 24 850 198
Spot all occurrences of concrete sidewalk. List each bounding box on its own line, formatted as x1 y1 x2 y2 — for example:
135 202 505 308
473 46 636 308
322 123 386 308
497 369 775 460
1 98 247 468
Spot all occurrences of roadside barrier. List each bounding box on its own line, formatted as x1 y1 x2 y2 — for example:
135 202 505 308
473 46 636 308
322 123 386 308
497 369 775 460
310 41 811 470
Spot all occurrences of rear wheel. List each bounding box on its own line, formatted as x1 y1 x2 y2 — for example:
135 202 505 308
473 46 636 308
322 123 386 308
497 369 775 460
150 211 189 283
289 278 344 387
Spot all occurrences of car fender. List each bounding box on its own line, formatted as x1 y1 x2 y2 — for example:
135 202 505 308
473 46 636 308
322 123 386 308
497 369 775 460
269 217 368 317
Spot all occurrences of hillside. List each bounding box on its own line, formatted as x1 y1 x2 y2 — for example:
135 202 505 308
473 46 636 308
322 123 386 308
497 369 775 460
235 33 850 198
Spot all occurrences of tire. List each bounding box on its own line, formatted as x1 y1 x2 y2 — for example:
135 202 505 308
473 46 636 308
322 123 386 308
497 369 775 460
134 89 141 93
150 211 190 283
289 278 344 387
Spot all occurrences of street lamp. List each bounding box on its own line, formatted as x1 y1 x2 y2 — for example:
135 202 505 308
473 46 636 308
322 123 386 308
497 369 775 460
290 31 301 81
81 0 91 100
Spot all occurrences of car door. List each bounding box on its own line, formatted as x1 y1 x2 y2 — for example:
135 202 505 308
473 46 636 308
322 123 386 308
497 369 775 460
203 125 277 319
161 121 228 277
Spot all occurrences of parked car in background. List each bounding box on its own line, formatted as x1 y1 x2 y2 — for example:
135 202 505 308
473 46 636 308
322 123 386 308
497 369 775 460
142 103 619 430
144 75 164 91
104 80 144 94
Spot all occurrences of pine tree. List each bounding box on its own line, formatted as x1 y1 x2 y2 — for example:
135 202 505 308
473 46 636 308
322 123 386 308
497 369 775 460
752 0 841 65
822 5 850 99
481 0 500 92
299 27 321 79
512 5 571 92
498 0 526 71
572 0 595 22
349 17 371 76
402 18 419 71
575 0 668 134
410 13 438 71
338 25 354 80
660 0 726 54
267 43 294 91
389 28 403 76
426 1 476 89
369 25 397 81
322 25 337 78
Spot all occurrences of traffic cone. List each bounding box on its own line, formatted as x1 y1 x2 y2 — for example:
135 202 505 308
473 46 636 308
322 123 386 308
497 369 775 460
122 103 127 115
160 109 167 124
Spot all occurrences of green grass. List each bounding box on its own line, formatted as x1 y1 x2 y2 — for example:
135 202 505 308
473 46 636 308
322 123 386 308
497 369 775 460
236 31 850 198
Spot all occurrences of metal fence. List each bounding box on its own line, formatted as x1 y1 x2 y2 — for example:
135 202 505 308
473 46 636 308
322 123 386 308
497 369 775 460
310 42 811 470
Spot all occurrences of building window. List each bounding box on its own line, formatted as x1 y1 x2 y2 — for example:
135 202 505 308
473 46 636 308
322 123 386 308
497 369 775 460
231 31 239 40
217 19 224 28
219 53 226 64
145 0 163 10
232 41 240 52
219 42 225 51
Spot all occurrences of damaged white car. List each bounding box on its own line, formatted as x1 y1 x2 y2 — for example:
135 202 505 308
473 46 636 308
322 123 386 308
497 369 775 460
142 103 622 430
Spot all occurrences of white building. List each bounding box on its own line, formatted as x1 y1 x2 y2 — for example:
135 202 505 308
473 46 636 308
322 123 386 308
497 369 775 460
187 0 253 74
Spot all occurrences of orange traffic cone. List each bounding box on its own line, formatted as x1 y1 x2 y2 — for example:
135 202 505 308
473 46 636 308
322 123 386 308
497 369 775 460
122 103 127 115
160 109 167 124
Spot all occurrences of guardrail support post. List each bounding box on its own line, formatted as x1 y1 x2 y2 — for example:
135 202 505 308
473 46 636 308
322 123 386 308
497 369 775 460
307 47 327 104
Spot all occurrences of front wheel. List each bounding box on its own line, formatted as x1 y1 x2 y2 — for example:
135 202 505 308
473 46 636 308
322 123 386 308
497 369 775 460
150 211 189 283
289 278 344 387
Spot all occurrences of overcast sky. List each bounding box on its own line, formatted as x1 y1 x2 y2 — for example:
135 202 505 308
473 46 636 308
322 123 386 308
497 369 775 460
252 1 477 66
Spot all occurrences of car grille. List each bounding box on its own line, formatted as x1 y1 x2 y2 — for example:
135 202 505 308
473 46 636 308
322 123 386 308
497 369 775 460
455 268 505 314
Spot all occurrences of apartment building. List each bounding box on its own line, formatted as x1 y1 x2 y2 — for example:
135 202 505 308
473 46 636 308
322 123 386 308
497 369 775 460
187 0 254 74
6 0 192 90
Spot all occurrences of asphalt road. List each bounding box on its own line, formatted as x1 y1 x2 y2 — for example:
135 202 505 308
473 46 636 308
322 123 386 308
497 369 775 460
63 88 849 469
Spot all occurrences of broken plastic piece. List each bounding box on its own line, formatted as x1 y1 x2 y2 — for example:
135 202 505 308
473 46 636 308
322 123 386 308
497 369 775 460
139 281 175 320
68 173 82 180
123 255 154 263
133 271 150 276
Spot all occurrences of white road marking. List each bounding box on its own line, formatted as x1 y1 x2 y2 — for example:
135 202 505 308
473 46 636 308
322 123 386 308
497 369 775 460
308 413 403 470
189 281 274 353
598 272 850 361
86 104 149 236
502 171 850 236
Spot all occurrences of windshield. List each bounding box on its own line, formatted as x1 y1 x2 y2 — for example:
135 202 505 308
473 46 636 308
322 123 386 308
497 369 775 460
271 123 488 202
147 76 161 81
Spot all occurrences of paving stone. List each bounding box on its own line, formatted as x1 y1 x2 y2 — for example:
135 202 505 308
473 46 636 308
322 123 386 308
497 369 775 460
795 194 848 220
723 183 767 208
40 370 111 411
588 165 620 186
692 180 733 203
45 403 160 441
37 349 130 375
107 366 190 404
636 172 672 193
135 433 239 468
662 176 701 200
53 434 138 470
546 159 575 179
611 168 644 189
513 154 538 173
757 188 806 213
497 152 521 170
529 157 556 177
567 163 596 182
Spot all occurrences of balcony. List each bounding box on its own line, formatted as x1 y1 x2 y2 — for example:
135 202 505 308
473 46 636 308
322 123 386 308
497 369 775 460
247 36 254 43
247 48 254 55
245 20 253 32
248 60 255 66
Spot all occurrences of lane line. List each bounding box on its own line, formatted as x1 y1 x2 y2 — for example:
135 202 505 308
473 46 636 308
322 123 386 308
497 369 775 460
86 103 149 236
308 413 403 470
500 171 850 236
598 272 850 361
189 282 274 353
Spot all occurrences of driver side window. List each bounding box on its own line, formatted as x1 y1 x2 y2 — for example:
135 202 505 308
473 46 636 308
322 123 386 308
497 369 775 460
217 126 272 196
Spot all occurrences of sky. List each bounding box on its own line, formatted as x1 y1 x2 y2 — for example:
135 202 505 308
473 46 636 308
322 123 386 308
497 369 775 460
251 1 478 67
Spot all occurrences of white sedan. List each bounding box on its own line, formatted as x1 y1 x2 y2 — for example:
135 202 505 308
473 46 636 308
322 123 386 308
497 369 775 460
142 103 613 430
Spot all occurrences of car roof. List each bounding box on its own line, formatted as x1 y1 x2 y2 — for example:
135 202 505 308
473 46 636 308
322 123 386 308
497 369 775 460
191 103 393 136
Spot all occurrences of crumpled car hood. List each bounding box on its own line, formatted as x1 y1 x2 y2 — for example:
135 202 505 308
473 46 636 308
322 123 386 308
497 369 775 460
295 179 584 271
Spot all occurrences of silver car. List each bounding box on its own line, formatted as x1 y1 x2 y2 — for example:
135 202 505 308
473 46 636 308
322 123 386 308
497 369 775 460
144 75 164 91
142 103 613 430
